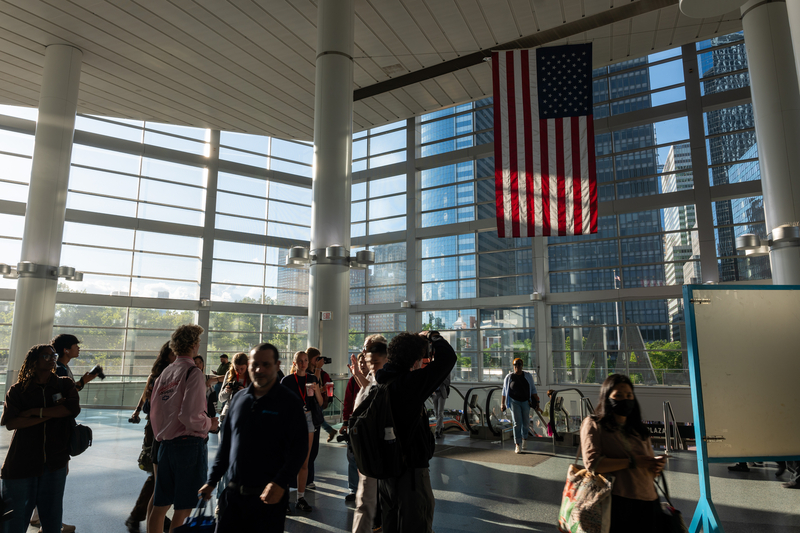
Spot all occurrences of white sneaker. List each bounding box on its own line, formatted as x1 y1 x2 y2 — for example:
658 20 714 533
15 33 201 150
306 482 316 489
515 444 521 454
521 440 527 450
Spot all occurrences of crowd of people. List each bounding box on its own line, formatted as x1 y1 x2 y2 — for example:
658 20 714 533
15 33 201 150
1 323 794 533
0 323 455 533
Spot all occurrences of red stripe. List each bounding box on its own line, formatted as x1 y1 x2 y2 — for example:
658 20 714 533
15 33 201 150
521 50 534 236
587 115 598 233
540 118 550 237
506 53 520 238
555 118 566 236
571 116 582 235
492 53 505 238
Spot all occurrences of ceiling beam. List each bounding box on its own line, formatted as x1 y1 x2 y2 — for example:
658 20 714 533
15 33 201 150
353 0 679 101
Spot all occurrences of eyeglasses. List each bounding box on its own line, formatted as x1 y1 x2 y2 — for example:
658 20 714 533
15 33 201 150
41 351 57 361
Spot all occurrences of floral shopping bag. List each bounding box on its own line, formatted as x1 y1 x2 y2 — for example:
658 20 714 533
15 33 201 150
557 464 613 533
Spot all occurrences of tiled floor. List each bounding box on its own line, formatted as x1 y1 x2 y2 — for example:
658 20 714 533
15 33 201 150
1 409 797 532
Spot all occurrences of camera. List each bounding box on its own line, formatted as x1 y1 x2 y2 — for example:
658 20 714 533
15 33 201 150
322 356 332 364
128 414 141 424
226 380 242 392
90 365 106 380
336 433 350 443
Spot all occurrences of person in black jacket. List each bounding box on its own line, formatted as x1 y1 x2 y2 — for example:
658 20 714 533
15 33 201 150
375 331 456 533
200 342 308 532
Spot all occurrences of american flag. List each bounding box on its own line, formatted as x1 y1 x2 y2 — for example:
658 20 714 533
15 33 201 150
493 44 598 237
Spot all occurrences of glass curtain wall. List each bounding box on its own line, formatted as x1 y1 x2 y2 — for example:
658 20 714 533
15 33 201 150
0 31 764 387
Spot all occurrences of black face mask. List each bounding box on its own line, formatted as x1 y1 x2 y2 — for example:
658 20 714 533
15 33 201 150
609 398 635 417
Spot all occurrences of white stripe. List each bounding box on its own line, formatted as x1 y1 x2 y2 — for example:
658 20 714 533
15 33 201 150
514 51 528 237
547 119 558 235
563 117 574 235
529 52 541 236
579 116 591 234
499 52 513 237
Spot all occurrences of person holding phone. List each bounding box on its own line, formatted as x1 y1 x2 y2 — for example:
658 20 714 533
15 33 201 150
52 334 100 392
280 351 323 512
580 374 668 533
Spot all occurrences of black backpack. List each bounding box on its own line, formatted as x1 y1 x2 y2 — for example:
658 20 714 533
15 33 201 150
349 379 407 480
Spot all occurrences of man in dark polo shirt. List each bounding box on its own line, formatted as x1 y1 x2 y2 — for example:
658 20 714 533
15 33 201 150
199 342 308 532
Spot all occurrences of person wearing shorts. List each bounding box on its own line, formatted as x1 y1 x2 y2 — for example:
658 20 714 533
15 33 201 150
149 325 219 533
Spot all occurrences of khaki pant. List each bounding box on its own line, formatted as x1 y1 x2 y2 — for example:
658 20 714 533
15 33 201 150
352 471 378 533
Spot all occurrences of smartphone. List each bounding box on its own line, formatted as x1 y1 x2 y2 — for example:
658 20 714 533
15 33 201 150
52 392 63 402
654 454 672 460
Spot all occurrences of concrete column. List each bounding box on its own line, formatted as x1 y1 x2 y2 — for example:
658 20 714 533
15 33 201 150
308 0 354 376
786 0 800 89
8 45 82 386
741 0 800 284
532 237 550 387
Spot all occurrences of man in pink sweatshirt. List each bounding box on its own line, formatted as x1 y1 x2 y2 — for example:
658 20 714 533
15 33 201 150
149 324 219 533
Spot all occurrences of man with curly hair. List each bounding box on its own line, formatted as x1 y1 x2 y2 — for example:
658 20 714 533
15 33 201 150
375 331 456 533
149 324 219 533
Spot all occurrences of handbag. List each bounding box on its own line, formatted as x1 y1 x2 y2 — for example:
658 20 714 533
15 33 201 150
557 448 614 533
655 473 688 533
68 419 93 456
173 498 216 532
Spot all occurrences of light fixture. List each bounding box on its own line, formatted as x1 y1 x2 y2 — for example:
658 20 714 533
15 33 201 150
283 245 376 270
736 225 800 258
286 246 311 266
0 262 85 281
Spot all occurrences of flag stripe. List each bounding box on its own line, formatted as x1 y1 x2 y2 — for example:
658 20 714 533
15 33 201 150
579 115 591 235
539 118 550 236
514 52 528 236
547 119 558 236
571 116 582 235
587 115 598 233
563 117 574 235
520 50 534 237
506 53 521 237
530 53 542 237
492 52 503 237
555 118 566 236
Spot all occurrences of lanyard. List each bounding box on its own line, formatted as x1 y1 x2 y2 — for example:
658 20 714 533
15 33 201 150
295 374 306 404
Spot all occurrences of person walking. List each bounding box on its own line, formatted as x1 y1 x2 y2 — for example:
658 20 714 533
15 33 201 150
148 325 219 533
199 343 308 532
580 374 667 533
500 358 540 453
0 344 81 533
125 342 176 533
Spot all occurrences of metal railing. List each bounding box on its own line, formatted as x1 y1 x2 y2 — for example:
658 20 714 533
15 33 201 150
662 400 685 452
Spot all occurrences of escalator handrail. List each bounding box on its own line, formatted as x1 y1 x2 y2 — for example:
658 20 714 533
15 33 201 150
462 385 501 434
549 388 590 440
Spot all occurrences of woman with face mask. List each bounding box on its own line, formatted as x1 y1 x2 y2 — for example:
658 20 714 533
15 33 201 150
579 374 668 532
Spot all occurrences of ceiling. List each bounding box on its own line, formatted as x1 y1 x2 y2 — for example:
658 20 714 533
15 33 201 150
0 0 742 141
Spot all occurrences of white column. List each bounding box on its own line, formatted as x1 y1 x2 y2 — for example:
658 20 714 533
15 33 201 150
8 45 82 386
308 0 354 376
741 0 800 284
786 0 800 89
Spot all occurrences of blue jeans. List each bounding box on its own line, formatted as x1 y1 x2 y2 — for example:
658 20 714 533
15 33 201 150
347 444 358 493
509 398 530 445
2 465 68 533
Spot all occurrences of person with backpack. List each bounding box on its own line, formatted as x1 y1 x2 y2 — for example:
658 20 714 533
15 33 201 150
355 331 455 533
